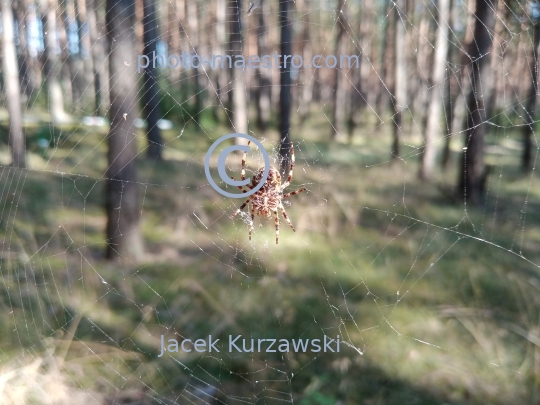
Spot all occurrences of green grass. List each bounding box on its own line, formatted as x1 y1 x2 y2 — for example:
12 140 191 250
0 108 539 404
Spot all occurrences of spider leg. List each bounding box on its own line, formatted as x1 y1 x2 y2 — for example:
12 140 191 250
242 141 251 181
231 196 253 218
279 203 296 232
273 209 279 244
283 187 307 199
230 176 250 193
286 144 296 184
249 205 255 240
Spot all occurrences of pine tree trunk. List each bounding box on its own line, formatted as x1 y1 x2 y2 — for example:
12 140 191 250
105 0 143 260
279 0 293 175
2 0 26 168
230 0 248 140
87 0 108 115
41 0 69 122
76 0 95 111
186 0 203 125
14 0 40 103
458 0 496 204
391 0 407 160
330 0 347 142
419 0 450 179
255 0 271 131
142 0 163 160
522 12 540 172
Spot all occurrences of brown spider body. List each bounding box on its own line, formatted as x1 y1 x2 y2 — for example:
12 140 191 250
231 143 306 244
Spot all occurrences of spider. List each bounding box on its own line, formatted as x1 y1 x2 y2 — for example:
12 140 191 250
231 142 306 244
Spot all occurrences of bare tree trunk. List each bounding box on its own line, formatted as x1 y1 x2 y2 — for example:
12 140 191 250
279 0 293 174
14 0 40 103
87 0 108 115
230 0 248 140
105 0 143 260
522 10 540 172
458 0 496 204
76 0 95 110
298 0 313 124
330 0 348 142
2 0 26 168
215 0 228 113
186 0 203 125
391 0 407 160
142 0 163 160
41 0 69 122
419 0 450 179
255 0 271 131
63 0 84 110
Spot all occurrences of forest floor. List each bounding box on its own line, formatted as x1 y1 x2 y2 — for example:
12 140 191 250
0 109 539 404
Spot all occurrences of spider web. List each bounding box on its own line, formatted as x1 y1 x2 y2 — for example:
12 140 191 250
1 0 540 403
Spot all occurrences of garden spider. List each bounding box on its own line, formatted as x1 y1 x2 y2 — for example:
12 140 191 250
231 142 306 244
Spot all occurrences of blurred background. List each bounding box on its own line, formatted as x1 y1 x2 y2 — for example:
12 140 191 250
0 0 539 403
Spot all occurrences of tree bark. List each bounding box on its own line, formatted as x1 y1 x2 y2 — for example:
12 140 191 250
142 0 163 160
391 0 407 160
419 0 450 179
40 0 69 122
279 0 293 175
330 0 348 142
14 0 40 103
105 0 143 260
522 12 540 172
76 0 95 110
458 0 497 204
2 0 26 168
230 0 248 140
87 0 108 115
255 0 271 131
186 0 203 125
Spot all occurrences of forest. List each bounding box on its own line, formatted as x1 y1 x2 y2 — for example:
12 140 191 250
0 0 539 403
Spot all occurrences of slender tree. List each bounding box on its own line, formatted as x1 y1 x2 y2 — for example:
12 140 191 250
40 0 69 122
279 0 293 174
14 0 40 102
458 0 497 204
255 0 271 131
87 0 108 115
105 0 143 260
391 0 407 159
330 0 348 142
2 0 26 168
419 0 450 179
230 0 248 140
142 0 163 159
522 4 540 172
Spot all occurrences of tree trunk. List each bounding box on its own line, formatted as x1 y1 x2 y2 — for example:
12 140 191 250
391 0 407 160
76 0 95 111
142 0 163 160
522 11 540 172
298 0 313 124
2 0 26 168
14 0 40 103
41 0 69 122
255 0 271 131
105 0 143 260
419 0 450 179
230 0 248 140
186 0 203 125
458 0 496 204
215 0 228 113
330 0 348 142
279 0 293 175
87 0 108 115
